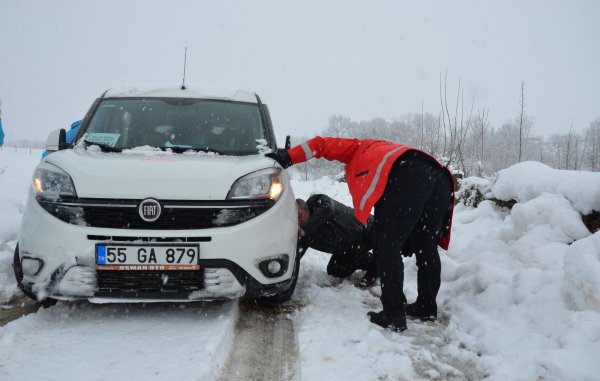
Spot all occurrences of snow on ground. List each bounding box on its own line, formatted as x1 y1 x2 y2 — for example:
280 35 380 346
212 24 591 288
1 149 600 380
0 148 40 304
290 167 600 381
0 301 237 381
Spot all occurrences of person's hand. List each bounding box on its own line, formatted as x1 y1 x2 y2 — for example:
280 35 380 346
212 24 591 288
298 226 305 237
265 149 292 168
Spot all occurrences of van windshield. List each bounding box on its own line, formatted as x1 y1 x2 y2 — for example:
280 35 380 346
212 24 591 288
81 98 265 155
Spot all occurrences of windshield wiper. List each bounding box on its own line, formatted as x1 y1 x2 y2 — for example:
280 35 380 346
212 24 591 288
158 145 224 155
83 140 122 152
194 147 224 155
158 146 192 154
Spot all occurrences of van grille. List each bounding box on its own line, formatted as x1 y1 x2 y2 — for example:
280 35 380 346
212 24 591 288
38 197 274 230
95 269 204 295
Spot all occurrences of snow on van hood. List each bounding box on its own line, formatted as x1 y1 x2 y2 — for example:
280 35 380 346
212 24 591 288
44 148 279 200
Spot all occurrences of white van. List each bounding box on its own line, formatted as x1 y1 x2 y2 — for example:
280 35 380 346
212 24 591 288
14 86 298 305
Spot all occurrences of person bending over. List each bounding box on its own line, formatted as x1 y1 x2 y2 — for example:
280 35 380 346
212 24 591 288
267 137 454 332
296 194 377 286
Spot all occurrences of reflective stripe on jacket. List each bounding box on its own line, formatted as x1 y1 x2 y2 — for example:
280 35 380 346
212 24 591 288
288 136 454 250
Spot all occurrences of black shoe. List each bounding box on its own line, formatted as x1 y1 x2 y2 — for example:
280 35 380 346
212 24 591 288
358 272 377 288
405 302 437 322
358 252 378 287
367 310 407 332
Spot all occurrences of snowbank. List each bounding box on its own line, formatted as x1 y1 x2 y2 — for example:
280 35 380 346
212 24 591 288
444 197 599 380
492 161 600 214
564 231 600 312
441 163 600 380
0 149 40 304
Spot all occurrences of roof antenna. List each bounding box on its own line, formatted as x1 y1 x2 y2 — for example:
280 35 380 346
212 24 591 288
181 47 188 90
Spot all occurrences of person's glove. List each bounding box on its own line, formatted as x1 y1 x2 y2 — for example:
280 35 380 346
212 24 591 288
265 149 292 168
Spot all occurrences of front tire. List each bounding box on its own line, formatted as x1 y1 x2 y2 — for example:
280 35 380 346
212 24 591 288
253 249 301 306
12 244 57 307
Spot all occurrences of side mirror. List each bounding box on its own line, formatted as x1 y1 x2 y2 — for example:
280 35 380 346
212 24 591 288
45 129 68 152
285 135 291 150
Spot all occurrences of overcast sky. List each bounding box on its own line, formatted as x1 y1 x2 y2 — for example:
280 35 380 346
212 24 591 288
1 0 599 144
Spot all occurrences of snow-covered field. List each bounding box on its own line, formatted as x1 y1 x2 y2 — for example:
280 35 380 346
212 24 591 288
1 148 600 380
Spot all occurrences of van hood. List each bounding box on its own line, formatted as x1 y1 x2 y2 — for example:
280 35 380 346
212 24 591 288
45 148 279 200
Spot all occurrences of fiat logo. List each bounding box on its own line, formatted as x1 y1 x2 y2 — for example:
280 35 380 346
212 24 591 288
139 198 161 222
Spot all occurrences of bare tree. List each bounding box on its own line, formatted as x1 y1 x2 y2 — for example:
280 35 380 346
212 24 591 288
439 71 473 171
474 108 490 176
565 123 573 169
324 115 352 137
588 118 600 171
578 126 591 170
420 112 442 156
518 81 526 162
420 98 424 149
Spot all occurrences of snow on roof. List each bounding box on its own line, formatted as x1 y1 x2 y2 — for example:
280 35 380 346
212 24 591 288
103 85 259 103
491 161 600 214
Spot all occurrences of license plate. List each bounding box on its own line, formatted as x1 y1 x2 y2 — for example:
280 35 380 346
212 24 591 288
96 243 200 271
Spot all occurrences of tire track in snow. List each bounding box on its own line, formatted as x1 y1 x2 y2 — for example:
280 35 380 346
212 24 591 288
0 294 40 326
218 301 300 381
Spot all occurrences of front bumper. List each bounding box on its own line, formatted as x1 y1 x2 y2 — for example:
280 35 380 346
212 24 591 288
21 259 294 303
17 187 297 302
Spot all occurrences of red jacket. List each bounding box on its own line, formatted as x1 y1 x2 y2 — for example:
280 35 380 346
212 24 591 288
288 136 454 250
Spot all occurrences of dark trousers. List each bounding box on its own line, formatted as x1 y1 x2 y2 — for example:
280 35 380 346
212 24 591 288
373 153 452 315
327 250 371 278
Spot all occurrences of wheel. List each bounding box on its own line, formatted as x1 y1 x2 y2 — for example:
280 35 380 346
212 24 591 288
253 248 301 307
12 243 57 307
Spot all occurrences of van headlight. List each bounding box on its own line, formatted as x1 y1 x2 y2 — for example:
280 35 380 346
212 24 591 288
227 168 284 201
33 162 77 199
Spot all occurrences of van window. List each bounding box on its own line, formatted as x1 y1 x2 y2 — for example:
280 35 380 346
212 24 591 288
84 98 265 155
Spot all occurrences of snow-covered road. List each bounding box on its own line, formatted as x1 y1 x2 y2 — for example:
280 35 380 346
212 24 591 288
0 300 237 380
